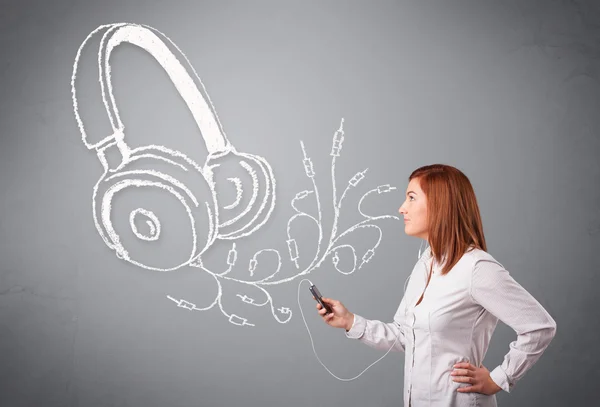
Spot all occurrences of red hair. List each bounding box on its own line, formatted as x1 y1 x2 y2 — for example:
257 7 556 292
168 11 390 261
409 164 487 276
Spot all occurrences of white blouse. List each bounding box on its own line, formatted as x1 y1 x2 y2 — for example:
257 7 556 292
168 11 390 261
345 246 557 407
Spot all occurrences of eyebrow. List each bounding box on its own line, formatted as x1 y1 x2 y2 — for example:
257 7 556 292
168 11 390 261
406 191 417 195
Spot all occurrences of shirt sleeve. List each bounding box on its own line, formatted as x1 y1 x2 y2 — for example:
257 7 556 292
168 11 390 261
344 294 407 353
470 258 557 393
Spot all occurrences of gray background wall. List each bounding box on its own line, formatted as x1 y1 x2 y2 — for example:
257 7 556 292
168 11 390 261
1 0 598 406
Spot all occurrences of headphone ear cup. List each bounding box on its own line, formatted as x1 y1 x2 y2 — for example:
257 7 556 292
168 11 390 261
204 149 276 240
93 147 217 271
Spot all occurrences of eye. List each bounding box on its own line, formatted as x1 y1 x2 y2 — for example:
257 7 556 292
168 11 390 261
409 196 415 201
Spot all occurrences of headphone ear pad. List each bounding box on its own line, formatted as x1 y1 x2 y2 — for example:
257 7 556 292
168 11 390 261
205 149 276 240
93 148 218 271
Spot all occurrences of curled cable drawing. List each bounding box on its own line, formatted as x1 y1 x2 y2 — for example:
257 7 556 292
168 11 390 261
165 118 400 327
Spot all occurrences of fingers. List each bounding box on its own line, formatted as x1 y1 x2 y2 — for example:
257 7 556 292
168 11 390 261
451 369 473 376
316 304 333 317
451 363 483 394
453 363 475 370
314 297 337 321
452 376 475 383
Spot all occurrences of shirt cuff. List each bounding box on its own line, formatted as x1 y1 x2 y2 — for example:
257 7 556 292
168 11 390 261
344 314 366 339
490 365 513 393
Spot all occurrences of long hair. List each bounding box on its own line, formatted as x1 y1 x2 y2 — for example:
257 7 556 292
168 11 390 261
409 164 487 276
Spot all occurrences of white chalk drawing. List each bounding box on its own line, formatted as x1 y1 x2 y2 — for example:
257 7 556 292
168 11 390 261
72 22 399 327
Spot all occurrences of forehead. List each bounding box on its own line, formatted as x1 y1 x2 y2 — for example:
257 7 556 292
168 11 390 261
406 178 423 193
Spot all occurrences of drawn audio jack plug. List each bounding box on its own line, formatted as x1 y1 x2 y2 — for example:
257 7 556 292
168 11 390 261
237 294 256 304
300 141 315 178
287 238 300 268
278 307 291 315
248 258 258 276
228 314 255 327
330 118 345 157
359 248 376 269
166 295 197 310
216 242 239 276
376 184 395 194
349 169 368 188
227 243 238 268
332 251 340 268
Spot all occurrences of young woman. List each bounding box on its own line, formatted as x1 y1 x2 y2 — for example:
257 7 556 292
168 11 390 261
315 164 557 407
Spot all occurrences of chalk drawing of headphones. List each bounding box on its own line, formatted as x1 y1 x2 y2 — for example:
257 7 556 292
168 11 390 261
71 23 276 271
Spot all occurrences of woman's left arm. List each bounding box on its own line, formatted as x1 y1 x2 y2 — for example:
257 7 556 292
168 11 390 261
469 258 557 393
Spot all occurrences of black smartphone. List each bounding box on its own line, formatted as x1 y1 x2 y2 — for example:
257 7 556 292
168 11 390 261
309 284 332 314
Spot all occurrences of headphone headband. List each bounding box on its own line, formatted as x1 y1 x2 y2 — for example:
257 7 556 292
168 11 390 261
72 23 230 155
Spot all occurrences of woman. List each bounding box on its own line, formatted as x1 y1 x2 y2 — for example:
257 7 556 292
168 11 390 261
315 164 557 407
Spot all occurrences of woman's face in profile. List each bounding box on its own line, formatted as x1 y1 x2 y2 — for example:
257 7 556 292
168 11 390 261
399 178 428 240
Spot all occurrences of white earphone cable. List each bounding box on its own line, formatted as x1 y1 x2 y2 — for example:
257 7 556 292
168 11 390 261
298 241 427 381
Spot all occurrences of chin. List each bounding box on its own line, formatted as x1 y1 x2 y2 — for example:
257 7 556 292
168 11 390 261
404 228 423 239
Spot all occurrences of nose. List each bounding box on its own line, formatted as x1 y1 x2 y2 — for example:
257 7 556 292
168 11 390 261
399 206 406 215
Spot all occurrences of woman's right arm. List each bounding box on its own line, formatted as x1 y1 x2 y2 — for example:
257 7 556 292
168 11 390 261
318 296 407 353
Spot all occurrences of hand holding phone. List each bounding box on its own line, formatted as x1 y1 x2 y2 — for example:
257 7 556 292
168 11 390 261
309 284 354 330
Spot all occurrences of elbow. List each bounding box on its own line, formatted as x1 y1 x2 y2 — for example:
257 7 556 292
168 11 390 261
549 319 557 339
542 317 557 346
547 312 557 334
531 317 557 347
